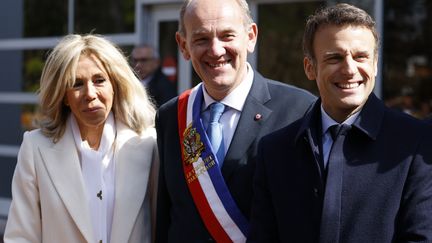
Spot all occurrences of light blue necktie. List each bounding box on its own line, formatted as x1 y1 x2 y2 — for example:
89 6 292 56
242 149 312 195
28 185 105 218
207 102 225 167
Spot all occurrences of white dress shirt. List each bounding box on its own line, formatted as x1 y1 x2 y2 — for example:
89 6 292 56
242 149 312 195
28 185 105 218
71 113 116 243
201 62 254 156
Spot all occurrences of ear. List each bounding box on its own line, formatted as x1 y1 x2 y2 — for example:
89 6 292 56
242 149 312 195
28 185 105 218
247 23 258 53
304 56 316 80
176 32 190 60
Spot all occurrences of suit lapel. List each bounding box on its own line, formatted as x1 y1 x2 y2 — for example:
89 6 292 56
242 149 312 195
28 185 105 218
222 72 272 178
296 100 327 188
38 125 94 243
110 123 153 243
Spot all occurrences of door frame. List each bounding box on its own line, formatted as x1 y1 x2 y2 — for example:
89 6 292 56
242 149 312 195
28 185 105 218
137 2 192 93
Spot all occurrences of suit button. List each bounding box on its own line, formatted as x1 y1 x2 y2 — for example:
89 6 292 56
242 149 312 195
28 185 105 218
313 188 319 197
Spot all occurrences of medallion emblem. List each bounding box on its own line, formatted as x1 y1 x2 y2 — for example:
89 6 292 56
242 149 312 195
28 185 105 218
183 124 205 165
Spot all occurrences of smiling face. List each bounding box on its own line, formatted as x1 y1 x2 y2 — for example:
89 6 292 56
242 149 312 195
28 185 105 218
176 0 257 100
65 54 114 136
304 25 378 122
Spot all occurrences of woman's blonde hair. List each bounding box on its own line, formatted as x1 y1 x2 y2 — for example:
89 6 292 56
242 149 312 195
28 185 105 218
36 34 156 142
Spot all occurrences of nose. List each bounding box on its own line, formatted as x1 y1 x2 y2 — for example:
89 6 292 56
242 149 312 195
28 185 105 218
83 82 97 101
341 56 358 76
208 38 225 57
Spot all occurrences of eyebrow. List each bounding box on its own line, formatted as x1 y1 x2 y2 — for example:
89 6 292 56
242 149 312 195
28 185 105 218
191 28 210 36
324 51 341 56
191 25 237 37
324 50 371 57
75 72 106 80
323 52 343 59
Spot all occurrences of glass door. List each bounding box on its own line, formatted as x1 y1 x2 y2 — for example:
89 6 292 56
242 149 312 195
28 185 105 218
151 4 193 94
255 1 325 96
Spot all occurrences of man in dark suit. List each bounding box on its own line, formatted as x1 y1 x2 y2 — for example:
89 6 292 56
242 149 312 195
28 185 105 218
132 44 177 107
248 3 432 243
155 0 315 242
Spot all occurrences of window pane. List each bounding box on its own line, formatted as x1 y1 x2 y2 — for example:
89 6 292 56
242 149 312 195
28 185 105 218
23 50 47 92
24 0 68 37
75 0 134 34
257 1 325 96
383 0 432 118
159 21 179 90
0 157 17 198
21 49 48 131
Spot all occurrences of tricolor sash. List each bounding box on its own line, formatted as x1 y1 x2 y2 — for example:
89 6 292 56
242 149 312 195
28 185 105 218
177 84 249 243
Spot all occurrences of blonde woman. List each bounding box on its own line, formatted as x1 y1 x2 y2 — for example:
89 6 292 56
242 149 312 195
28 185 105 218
4 34 158 243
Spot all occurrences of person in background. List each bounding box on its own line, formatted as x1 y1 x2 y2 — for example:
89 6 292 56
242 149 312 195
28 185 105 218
132 44 177 107
248 3 432 242
155 0 316 242
4 34 158 243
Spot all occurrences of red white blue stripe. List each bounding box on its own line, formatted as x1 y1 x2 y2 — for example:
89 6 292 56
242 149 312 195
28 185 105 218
178 84 248 242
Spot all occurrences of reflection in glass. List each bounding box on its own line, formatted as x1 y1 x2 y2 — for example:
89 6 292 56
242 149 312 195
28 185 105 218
21 49 49 131
24 0 68 37
75 0 134 34
383 0 432 118
257 1 324 96
159 21 179 91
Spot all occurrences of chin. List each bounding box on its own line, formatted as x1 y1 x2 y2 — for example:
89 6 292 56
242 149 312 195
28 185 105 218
342 93 368 104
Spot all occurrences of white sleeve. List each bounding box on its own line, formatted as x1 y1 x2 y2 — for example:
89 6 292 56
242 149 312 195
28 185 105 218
4 131 42 243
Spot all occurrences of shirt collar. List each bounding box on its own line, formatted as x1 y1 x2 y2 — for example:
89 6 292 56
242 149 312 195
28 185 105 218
321 105 361 136
202 62 254 112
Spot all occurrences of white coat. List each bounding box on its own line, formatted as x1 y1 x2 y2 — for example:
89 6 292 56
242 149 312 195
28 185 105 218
4 121 158 243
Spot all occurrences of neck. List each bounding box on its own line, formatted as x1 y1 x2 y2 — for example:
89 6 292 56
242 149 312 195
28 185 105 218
80 125 104 150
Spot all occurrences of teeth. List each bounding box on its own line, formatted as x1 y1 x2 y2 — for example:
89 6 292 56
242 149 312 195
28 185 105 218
209 62 228 68
337 82 360 89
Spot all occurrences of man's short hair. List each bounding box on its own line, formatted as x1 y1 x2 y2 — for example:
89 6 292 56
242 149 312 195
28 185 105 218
303 3 379 61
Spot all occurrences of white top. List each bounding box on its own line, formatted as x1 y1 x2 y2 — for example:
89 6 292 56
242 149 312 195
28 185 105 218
70 113 116 243
321 106 360 168
201 62 254 156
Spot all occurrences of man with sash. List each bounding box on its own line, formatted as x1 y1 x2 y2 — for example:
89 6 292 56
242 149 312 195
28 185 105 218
155 0 315 242
248 4 432 242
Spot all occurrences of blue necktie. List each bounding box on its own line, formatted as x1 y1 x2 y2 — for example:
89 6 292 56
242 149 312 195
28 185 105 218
320 123 351 243
207 102 225 167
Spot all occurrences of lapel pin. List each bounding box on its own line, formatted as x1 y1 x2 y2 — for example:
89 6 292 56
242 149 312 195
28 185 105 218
254 113 262 121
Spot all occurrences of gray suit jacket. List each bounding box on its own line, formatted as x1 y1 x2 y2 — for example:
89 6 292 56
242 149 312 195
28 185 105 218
155 71 316 242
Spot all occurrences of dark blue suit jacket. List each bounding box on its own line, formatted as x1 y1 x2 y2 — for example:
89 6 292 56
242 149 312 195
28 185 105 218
147 68 177 107
155 72 316 242
248 94 432 243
